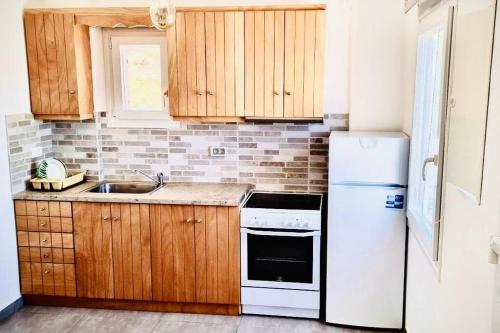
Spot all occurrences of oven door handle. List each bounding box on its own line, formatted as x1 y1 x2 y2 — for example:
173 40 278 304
241 228 321 237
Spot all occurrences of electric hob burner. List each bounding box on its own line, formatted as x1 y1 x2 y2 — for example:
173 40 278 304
243 192 322 211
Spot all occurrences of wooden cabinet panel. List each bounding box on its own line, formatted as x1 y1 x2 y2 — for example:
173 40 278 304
23 13 93 120
151 204 240 305
244 9 325 120
169 11 245 121
74 202 152 301
74 202 114 299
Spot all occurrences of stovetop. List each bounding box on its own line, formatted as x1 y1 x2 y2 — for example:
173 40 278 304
241 192 323 230
243 192 322 211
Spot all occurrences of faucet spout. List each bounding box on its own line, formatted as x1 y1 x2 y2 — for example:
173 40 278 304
134 170 164 186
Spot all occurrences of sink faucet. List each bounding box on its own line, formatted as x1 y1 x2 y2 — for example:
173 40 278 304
134 170 164 186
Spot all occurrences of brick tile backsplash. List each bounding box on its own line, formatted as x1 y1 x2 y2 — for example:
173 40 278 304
6 112 348 193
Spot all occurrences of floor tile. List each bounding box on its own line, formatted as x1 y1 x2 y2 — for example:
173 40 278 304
0 311 83 333
70 313 160 333
161 312 241 326
153 320 237 333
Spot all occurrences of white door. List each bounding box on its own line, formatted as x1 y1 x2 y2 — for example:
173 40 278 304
407 5 454 261
326 185 407 329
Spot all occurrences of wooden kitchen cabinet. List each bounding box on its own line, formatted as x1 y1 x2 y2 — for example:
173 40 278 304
24 12 93 120
15 200 76 297
245 9 325 119
150 205 240 305
73 202 152 300
167 11 245 122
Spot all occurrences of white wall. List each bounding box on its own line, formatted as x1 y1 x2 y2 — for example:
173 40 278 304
0 0 29 311
405 2 500 332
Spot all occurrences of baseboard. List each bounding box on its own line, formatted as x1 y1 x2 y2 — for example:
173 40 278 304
0 297 23 322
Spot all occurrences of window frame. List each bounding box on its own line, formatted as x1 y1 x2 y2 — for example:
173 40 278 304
103 28 170 122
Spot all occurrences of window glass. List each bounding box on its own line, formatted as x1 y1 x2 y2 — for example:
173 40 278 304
120 44 163 112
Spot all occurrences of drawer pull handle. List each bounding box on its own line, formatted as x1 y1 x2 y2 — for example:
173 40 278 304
103 216 110 221
285 91 292 96
41 238 48 243
40 207 46 212
69 90 76 95
43 269 50 274
207 90 215 96
40 222 47 226
112 217 119 222
43 253 49 259
273 91 280 96
196 219 203 223
186 218 193 223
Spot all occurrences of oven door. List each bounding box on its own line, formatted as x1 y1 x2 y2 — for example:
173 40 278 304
241 228 320 291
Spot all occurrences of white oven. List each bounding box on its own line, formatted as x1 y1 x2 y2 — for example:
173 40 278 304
241 228 321 291
240 192 323 319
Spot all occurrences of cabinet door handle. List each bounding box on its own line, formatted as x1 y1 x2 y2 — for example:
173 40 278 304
103 216 110 221
186 218 194 223
206 90 215 96
273 91 280 96
69 90 76 95
196 219 203 223
112 217 119 222
195 90 204 96
285 91 292 96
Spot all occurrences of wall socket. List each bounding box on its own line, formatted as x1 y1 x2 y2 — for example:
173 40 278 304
209 147 226 157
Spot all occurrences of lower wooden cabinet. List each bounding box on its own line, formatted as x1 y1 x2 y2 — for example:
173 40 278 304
73 202 152 300
15 200 76 297
71 201 240 306
150 205 240 305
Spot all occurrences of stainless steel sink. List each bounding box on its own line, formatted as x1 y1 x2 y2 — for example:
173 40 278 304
86 182 163 194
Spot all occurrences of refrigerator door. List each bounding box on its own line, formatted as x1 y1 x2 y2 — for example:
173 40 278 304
326 185 406 329
329 132 409 186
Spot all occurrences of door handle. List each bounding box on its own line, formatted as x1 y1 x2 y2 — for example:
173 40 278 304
422 155 438 181
489 236 500 264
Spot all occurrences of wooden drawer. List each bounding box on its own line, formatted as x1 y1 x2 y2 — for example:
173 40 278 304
16 215 74 233
18 246 75 264
17 232 73 249
19 262 76 297
15 200 72 218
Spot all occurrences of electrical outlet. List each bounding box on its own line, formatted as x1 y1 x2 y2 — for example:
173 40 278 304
209 147 226 157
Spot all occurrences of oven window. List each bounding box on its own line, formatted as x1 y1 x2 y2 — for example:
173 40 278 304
247 232 313 284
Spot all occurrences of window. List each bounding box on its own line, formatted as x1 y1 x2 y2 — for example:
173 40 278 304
103 29 169 123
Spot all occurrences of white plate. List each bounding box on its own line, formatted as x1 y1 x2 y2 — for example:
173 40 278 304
45 158 68 180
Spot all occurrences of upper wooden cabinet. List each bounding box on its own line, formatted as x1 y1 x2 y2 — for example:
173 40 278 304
245 10 325 119
167 11 245 122
167 8 326 121
24 13 93 120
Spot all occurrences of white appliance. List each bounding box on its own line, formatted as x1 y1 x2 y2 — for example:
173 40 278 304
240 192 323 319
326 131 409 330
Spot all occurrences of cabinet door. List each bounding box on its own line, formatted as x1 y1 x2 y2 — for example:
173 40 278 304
73 202 114 299
167 11 244 120
24 12 93 120
245 9 325 119
151 205 240 305
74 202 152 300
110 203 152 301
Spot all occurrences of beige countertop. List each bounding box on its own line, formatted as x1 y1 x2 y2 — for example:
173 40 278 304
13 182 253 207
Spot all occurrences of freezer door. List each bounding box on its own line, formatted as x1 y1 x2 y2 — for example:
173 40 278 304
326 185 406 329
329 132 409 186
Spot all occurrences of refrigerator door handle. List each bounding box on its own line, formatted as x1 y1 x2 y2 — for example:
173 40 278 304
422 155 438 181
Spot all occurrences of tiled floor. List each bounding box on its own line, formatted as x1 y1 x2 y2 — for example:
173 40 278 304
0 306 391 333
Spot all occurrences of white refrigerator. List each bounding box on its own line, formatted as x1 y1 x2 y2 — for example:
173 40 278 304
326 131 409 330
